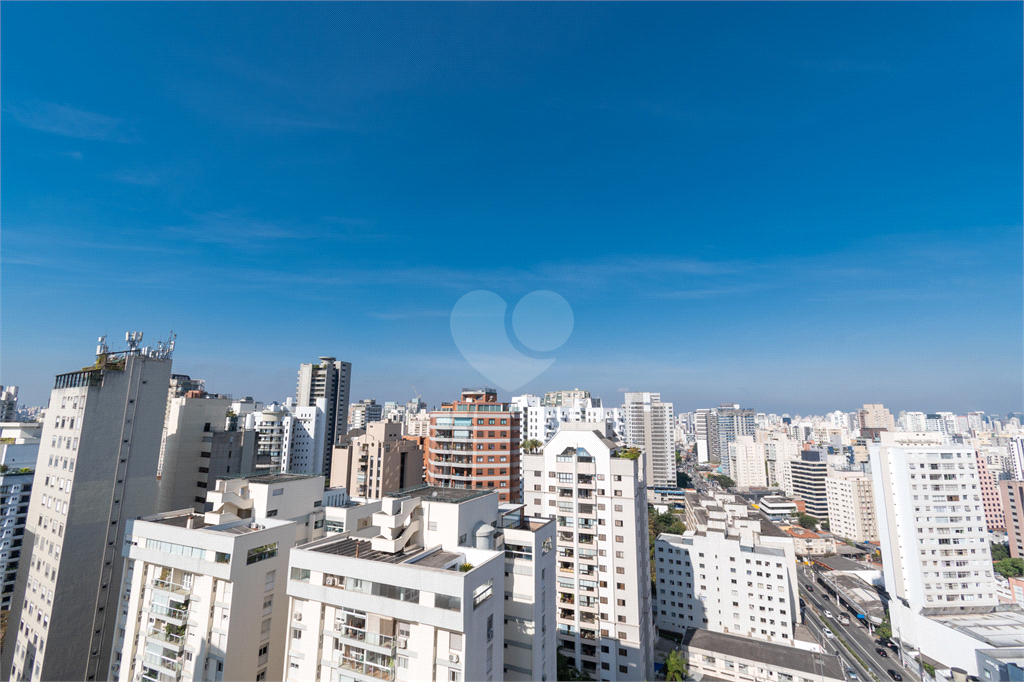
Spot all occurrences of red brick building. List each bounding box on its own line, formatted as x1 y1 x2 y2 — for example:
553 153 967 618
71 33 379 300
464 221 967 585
426 388 521 502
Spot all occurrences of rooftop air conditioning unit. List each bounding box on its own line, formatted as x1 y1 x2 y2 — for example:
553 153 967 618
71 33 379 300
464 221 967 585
449 654 459 664
398 638 408 649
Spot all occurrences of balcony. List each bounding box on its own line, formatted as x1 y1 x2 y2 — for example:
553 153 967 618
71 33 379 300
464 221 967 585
148 601 190 624
146 627 186 649
335 651 395 681
142 652 183 674
559 562 575 574
580 629 597 641
559 609 576 620
559 594 575 605
333 623 396 652
580 612 597 625
577 534 594 545
150 580 190 598
558 549 574 558
581 644 597 658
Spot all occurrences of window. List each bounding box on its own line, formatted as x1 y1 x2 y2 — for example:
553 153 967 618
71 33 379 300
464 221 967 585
292 628 302 639
264 571 276 592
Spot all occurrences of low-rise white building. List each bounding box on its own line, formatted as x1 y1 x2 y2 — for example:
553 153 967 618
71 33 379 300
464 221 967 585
658 492 802 647
283 484 556 682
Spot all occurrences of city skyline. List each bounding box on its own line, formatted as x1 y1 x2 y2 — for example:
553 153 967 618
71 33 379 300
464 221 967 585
3 3 1022 414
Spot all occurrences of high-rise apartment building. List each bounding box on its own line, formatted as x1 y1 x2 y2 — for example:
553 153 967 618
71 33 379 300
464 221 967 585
1 387 19 422
757 431 801 494
622 392 675 488
296 357 352 474
789 453 829 520
977 452 1006 531
4 333 173 682
727 435 767 488
513 394 622 447
858 404 895 432
825 470 878 543
870 432 1006 675
710 405 755 475
426 389 521 503
693 409 711 464
999 480 1024 558
523 423 655 681
656 491 801 647
253 399 327 475
330 421 424 498
156 393 234 512
348 399 383 432
283 485 556 682
543 389 591 406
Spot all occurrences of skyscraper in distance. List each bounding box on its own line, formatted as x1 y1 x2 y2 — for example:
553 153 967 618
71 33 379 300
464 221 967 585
296 357 351 475
622 392 675 488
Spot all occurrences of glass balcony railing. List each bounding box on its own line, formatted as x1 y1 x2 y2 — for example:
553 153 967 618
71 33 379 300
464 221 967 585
150 603 189 620
151 580 190 597
335 652 396 681
146 628 185 647
334 623 396 650
143 652 183 673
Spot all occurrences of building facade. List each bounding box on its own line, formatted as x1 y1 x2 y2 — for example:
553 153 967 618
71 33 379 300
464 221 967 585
296 358 351 476
330 421 424 498
825 470 878 543
3 334 174 682
427 389 522 504
622 392 675 489
789 454 829 520
999 480 1024 558
523 423 655 681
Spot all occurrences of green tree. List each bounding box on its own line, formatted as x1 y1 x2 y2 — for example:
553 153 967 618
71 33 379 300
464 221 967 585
875 613 892 641
649 506 686 579
712 474 735 488
521 439 543 454
665 650 688 681
992 543 1011 562
994 557 1024 578
797 514 819 530
618 447 641 460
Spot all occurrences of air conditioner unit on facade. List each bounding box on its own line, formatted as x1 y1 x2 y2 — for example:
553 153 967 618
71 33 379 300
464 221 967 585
449 654 459 663
398 638 408 649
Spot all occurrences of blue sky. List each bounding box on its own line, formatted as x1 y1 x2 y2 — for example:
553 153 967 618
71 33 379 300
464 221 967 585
2 2 1021 415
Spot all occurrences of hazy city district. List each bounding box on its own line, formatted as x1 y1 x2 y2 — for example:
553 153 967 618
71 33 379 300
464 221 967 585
0 333 1021 682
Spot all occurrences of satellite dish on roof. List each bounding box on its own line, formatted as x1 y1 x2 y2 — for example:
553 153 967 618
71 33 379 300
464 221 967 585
432 491 438 498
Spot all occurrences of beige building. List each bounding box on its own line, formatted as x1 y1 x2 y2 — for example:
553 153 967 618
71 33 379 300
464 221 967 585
727 435 768 488
157 394 233 513
858 404 895 431
331 421 424 498
825 470 878 543
999 480 1024 558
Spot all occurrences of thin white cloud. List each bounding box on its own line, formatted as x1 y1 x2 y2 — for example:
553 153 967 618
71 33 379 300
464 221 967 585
7 102 125 140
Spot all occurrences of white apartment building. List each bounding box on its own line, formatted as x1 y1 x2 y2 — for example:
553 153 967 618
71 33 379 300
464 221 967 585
157 394 234 512
253 400 328 475
111 473 329 682
870 432 1004 675
403 410 431 438
622 393 674 489
659 491 802 648
1 387 19 422
825 470 878 543
727 435 767 488
4 334 173 682
523 423 654 681
296 358 352 475
512 394 623 447
283 485 556 682
757 431 801 493
348 399 383 432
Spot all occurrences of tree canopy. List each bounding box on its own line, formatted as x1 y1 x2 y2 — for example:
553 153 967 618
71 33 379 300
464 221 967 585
994 557 1024 578
992 543 1011 562
797 514 819 530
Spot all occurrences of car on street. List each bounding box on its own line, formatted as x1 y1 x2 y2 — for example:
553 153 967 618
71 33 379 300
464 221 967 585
824 610 833 619
807 584 814 592
846 670 858 680
823 629 835 639
876 648 888 657
887 671 902 681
